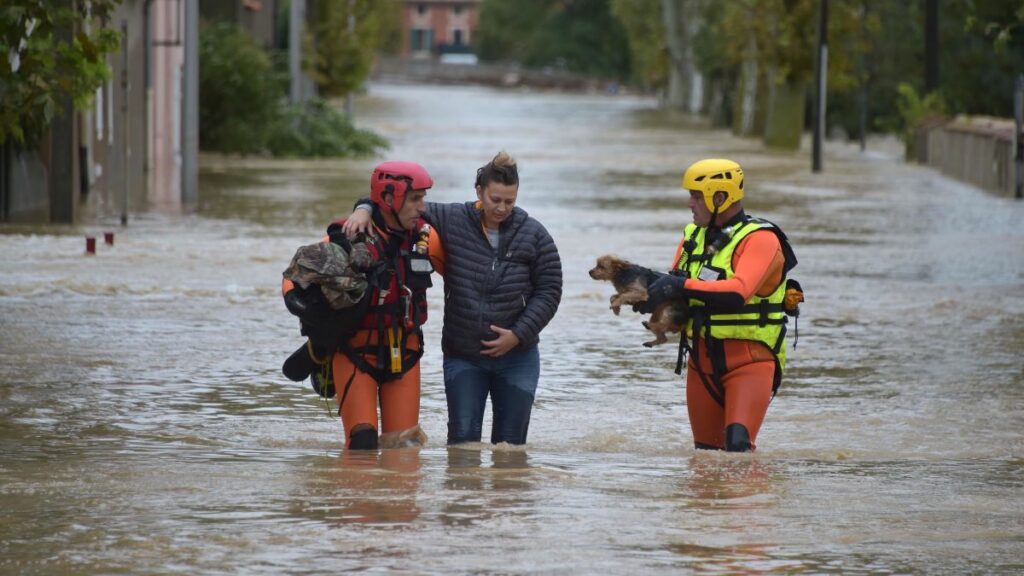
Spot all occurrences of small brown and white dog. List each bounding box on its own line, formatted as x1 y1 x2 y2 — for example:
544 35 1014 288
588 254 687 347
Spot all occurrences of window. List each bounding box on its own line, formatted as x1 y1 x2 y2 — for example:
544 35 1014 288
417 4 427 15
453 29 463 46
410 28 433 52
453 5 463 15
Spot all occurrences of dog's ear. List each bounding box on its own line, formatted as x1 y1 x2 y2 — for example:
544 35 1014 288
607 256 630 275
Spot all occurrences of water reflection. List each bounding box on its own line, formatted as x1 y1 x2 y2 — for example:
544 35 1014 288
441 446 535 527
298 449 423 526
678 454 775 504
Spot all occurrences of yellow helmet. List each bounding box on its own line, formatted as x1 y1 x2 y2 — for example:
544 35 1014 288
682 158 745 213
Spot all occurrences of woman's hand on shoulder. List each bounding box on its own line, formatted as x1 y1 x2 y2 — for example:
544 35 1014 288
342 206 373 237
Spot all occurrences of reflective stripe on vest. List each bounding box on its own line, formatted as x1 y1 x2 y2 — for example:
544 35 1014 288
677 218 789 370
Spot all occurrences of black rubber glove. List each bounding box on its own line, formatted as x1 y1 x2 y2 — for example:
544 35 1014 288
634 274 686 314
282 342 316 382
284 289 309 317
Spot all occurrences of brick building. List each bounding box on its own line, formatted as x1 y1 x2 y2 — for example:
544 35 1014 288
401 0 481 58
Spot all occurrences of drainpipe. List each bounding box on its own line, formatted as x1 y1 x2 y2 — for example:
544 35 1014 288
181 0 198 205
144 0 154 174
120 19 129 226
1015 74 1022 200
289 0 305 104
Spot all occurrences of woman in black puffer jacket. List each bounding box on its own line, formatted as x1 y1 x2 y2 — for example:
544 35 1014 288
345 152 562 445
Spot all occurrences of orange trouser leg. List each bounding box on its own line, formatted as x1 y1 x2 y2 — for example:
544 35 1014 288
686 339 776 451
332 330 421 447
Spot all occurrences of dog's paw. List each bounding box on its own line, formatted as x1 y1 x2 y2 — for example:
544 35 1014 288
611 305 621 316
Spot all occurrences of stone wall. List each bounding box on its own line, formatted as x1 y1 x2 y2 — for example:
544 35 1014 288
918 116 1019 198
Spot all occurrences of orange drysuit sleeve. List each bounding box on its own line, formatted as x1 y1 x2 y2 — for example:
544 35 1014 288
681 230 785 307
428 226 445 277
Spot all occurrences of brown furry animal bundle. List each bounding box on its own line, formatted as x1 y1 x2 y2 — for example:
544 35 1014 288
588 254 687 347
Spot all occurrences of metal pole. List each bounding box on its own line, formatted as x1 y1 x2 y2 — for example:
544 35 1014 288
924 0 939 93
345 0 355 117
812 0 828 173
181 0 198 205
120 20 129 226
1015 74 1023 200
289 0 305 104
143 0 154 174
858 1 867 152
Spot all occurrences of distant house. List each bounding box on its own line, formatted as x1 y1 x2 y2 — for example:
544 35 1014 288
401 0 481 58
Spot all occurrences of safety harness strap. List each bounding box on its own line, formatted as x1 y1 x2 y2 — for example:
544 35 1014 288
338 230 425 385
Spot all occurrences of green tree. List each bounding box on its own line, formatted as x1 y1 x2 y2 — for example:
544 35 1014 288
475 0 551 63
944 0 1024 116
610 0 666 90
0 1 121 147
199 22 282 154
306 0 399 98
199 21 387 158
688 0 862 147
477 0 631 81
842 1 1023 140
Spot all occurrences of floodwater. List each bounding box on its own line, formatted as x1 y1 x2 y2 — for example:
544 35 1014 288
2 83 1023 574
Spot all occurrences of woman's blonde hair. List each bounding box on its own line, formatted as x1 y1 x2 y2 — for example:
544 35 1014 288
475 151 518 188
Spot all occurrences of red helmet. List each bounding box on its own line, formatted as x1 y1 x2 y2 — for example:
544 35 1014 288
370 161 433 212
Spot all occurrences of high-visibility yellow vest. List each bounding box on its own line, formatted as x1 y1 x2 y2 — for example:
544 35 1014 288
676 218 791 370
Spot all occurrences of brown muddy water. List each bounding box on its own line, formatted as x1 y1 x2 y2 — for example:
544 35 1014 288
2 83 1023 574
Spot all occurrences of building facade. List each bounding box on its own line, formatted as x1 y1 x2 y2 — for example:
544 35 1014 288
401 0 481 58
0 0 281 224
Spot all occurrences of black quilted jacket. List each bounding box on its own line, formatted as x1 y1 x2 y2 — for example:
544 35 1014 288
425 201 562 358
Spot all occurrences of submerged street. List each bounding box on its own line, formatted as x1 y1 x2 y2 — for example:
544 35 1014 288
1 83 1023 573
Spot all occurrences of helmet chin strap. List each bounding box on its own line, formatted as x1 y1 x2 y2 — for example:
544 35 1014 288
707 190 728 229
387 180 412 231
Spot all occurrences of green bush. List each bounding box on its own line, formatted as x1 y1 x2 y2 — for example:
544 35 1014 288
199 22 282 154
893 82 946 159
199 22 387 158
267 99 388 158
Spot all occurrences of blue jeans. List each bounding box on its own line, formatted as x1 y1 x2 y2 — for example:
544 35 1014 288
444 345 540 445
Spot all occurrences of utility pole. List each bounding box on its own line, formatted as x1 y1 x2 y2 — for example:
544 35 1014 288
812 0 828 173
181 0 198 205
924 0 939 93
290 0 306 104
1015 75 1023 200
345 0 355 117
120 20 129 226
858 1 868 152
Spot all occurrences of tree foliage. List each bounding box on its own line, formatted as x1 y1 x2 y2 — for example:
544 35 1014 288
681 0 1024 140
199 22 282 154
477 0 631 81
268 99 388 158
609 0 666 89
199 21 386 158
0 1 121 147
706 0 860 89
306 0 399 98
